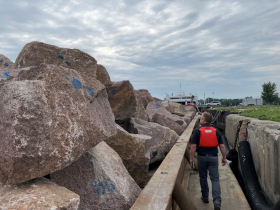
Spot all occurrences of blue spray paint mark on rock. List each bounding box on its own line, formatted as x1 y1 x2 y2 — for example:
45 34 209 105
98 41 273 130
65 61 71 66
185 120 188 123
93 178 115 195
58 55 64 59
88 88 94 96
89 155 94 166
111 90 116 95
151 151 158 159
155 103 161 109
4 63 9 67
72 78 82 89
164 152 168 157
17 60 23 67
131 115 135 118
4 71 10 78
0 59 3 63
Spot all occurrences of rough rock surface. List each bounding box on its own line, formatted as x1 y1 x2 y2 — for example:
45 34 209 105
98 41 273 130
106 80 138 121
0 54 14 69
130 118 179 163
15 41 97 78
162 101 196 117
146 101 186 128
134 89 154 109
106 125 151 187
0 64 116 184
0 177 80 210
151 113 184 135
132 103 149 121
96 64 111 85
51 142 141 210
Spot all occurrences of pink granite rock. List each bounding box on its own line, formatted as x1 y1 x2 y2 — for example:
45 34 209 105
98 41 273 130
0 54 15 69
106 80 138 120
130 118 179 163
162 101 196 117
15 41 97 78
0 178 80 210
51 142 141 210
0 64 116 184
134 89 154 109
146 101 186 129
96 64 111 85
106 125 151 187
151 113 184 135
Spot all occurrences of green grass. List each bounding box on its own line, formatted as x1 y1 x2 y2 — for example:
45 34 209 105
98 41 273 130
214 105 280 122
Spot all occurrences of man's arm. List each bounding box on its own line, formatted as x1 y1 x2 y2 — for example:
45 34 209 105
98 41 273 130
219 144 227 166
190 144 197 168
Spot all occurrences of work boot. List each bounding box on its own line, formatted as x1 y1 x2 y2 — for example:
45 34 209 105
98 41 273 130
201 196 209 203
214 204 221 210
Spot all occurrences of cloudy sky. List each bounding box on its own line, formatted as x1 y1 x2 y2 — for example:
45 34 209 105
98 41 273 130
1 0 280 100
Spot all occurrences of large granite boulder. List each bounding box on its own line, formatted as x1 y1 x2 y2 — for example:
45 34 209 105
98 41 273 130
0 177 80 210
134 89 154 109
132 102 149 121
106 80 138 121
106 125 151 187
162 101 196 117
96 64 111 85
0 54 14 69
130 118 179 163
51 142 141 210
151 113 184 135
0 64 116 184
15 41 97 78
146 100 186 128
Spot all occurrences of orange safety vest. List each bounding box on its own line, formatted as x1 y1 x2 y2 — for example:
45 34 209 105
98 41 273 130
199 126 218 147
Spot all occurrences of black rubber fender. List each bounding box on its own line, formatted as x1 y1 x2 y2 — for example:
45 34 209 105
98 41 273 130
227 149 238 161
238 141 280 210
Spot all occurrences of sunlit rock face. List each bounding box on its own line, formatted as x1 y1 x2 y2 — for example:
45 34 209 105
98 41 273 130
106 80 138 121
0 177 80 210
106 125 151 187
0 64 116 185
15 41 97 79
51 142 141 210
130 118 179 164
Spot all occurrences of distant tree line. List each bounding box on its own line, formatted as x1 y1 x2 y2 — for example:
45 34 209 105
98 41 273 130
198 81 280 106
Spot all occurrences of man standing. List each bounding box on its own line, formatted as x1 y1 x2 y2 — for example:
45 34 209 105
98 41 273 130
190 112 227 210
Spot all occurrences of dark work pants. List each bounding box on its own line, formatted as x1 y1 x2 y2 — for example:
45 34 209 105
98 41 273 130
197 155 221 205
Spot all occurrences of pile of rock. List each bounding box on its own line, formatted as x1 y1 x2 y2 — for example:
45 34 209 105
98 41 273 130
0 42 196 209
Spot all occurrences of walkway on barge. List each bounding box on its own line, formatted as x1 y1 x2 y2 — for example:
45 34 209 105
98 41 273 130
131 116 251 210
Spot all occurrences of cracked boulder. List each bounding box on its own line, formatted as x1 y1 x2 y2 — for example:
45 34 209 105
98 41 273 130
146 100 186 129
0 177 80 210
0 64 116 184
51 142 141 210
15 41 97 78
151 113 184 135
106 125 151 187
130 118 179 163
106 80 138 121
